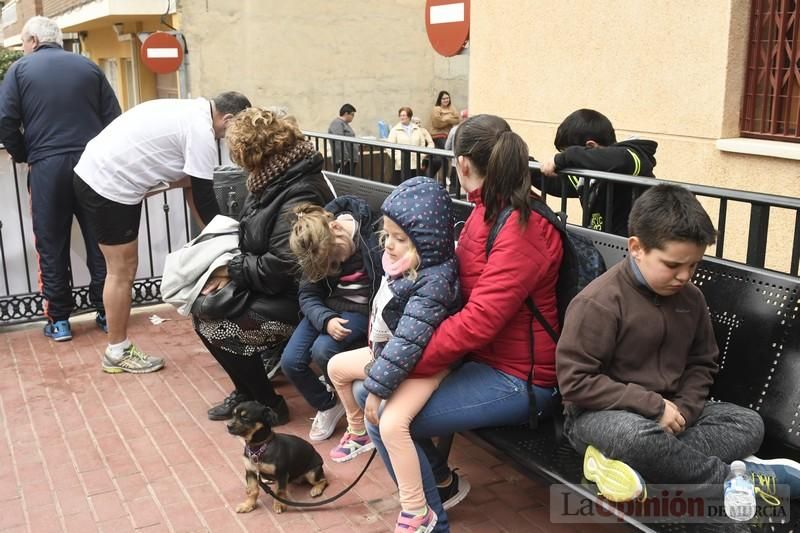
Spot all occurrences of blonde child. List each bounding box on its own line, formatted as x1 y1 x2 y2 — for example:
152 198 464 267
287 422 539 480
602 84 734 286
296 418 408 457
327 176 460 533
283 197 382 442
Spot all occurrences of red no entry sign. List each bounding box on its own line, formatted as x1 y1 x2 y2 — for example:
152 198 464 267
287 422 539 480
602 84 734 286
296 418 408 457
140 32 184 74
425 0 470 57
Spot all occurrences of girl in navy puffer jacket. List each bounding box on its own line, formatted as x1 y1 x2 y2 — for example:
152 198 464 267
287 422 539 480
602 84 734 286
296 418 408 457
327 177 460 532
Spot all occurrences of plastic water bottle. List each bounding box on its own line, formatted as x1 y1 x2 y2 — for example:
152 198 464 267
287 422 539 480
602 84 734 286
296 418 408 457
724 460 756 521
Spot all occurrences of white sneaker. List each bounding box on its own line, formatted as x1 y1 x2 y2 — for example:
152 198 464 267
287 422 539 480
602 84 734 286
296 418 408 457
309 402 346 442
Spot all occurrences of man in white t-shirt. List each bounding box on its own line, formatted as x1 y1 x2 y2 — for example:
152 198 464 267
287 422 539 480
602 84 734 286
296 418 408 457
73 91 251 374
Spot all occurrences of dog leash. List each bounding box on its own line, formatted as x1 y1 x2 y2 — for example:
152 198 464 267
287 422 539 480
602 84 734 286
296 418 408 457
257 449 377 507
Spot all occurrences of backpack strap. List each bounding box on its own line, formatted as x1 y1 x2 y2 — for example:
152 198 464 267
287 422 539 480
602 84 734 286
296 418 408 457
486 202 564 431
485 205 515 258
523 298 559 344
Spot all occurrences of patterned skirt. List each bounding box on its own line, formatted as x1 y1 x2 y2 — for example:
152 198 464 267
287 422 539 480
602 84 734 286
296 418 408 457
193 307 294 357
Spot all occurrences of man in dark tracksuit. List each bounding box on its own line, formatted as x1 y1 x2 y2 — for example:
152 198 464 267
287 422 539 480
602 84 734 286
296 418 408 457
537 108 658 237
0 16 121 341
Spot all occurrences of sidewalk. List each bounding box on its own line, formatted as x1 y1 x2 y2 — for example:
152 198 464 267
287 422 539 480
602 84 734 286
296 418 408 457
0 305 625 532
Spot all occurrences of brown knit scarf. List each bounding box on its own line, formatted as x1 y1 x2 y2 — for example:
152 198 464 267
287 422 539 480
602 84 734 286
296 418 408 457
246 140 316 194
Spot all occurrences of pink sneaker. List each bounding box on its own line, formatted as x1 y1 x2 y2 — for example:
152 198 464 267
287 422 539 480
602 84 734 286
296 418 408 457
329 429 375 463
395 507 437 533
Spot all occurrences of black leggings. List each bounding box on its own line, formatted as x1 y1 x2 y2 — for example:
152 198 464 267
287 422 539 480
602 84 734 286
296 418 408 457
197 333 281 408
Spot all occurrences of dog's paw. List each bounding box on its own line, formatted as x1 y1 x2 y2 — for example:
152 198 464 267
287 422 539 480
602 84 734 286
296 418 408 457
310 480 328 498
235 501 257 513
273 500 287 514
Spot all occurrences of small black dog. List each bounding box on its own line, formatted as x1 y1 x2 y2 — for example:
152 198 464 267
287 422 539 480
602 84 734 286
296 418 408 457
227 401 328 513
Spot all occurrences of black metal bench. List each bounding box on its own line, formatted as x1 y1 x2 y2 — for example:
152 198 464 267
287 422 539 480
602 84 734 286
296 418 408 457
324 172 800 532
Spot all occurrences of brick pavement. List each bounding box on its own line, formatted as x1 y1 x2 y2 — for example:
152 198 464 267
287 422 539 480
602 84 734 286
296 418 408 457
0 305 628 532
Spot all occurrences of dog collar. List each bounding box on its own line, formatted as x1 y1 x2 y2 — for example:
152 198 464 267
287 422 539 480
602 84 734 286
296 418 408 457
245 434 274 464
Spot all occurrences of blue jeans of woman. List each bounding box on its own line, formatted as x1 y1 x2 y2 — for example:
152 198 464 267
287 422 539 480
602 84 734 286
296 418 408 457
356 360 560 532
281 311 368 411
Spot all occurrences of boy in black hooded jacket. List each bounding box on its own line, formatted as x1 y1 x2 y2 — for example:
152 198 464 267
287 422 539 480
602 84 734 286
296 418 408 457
537 108 657 237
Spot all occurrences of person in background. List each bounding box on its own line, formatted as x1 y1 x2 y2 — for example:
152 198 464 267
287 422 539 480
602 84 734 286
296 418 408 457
428 91 460 181
328 103 358 175
0 16 121 342
538 108 657 236
387 107 427 185
73 91 249 374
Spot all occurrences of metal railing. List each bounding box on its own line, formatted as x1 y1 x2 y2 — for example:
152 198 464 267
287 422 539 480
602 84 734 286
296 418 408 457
306 131 800 276
0 146 193 325
3 132 799 326
307 131 458 193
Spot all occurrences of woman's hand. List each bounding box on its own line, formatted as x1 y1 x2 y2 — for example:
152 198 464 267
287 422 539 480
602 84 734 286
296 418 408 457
365 393 382 426
201 265 231 295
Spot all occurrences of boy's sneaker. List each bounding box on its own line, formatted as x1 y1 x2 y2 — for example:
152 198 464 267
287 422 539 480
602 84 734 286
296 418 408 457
95 312 108 333
395 507 437 533
438 468 471 510
102 344 165 374
329 429 375 463
744 455 800 503
309 401 346 441
207 390 249 421
583 445 647 502
44 320 72 342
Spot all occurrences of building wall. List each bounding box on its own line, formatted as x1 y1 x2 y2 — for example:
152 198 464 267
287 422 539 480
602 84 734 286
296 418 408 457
470 0 800 271
180 0 469 137
3 0 42 44
78 19 168 109
42 0 92 17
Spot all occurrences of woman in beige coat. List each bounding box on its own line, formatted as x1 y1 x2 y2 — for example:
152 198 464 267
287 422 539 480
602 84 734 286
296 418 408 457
387 106 427 185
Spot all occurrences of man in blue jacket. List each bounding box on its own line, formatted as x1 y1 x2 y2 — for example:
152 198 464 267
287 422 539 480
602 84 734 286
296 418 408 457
0 16 121 341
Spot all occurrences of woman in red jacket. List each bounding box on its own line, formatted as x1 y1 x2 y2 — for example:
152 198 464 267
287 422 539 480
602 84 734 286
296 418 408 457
359 114 563 532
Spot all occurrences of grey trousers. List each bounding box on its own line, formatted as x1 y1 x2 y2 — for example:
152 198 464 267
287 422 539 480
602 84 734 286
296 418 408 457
565 401 764 485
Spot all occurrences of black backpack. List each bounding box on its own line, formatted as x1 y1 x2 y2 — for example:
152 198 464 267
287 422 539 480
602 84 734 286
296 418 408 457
486 198 606 428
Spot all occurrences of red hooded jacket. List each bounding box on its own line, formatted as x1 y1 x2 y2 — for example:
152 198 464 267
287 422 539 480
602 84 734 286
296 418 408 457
411 188 563 386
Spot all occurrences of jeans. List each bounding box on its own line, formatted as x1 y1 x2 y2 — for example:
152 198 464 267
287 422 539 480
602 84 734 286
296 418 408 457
565 401 764 485
281 312 368 411
356 361 560 532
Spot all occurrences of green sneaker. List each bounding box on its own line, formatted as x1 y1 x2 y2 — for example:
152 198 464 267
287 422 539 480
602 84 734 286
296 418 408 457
102 344 165 374
583 445 647 502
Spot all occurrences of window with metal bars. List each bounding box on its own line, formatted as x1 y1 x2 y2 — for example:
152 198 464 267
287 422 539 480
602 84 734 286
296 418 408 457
741 0 800 142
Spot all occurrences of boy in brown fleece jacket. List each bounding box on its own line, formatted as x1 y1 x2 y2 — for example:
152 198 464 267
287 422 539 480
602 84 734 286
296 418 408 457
556 184 800 511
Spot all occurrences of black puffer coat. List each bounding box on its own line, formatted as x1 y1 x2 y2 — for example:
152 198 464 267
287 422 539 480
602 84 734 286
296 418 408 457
227 153 334 325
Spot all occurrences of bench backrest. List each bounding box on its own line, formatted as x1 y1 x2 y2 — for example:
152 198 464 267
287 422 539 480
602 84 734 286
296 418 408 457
326 173 800 453
323 171 473 238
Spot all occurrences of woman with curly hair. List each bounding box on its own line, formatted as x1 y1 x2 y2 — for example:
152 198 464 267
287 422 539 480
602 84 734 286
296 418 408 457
198 107 334 423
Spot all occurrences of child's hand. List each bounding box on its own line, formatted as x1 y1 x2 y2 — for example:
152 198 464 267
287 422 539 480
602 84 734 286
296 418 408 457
326 317 352 341
658 399 686 434
541 155 558 176
365 393 382 426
